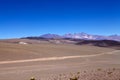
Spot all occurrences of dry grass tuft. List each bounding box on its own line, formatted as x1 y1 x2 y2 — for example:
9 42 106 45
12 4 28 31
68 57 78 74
30 68 120 80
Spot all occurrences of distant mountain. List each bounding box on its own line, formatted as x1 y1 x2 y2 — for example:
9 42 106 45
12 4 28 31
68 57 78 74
64 32 95 39
22 34 62 40
40 34 62 39
22 33 120 41
63 33 120 41
9 33 120 49
108 35 120 41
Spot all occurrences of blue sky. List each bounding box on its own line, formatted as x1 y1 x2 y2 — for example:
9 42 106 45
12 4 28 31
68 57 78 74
0 0 120 39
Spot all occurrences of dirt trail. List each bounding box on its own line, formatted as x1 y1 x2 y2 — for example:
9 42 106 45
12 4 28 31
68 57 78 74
0 50 119 64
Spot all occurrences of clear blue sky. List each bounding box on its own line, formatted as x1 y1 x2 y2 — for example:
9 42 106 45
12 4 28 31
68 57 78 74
0 0 120 39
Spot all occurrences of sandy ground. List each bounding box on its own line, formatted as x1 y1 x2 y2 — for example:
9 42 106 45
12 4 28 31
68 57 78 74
0 50 119 64
0 42 120 80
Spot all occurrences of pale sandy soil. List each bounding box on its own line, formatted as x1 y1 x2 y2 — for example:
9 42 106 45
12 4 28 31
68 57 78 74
0 41 120 80
0 41 114 61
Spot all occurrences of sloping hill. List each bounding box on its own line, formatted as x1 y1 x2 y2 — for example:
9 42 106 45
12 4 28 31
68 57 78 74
76 40 120 49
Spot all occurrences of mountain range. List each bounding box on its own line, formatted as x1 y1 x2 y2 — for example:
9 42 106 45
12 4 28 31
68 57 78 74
24 33 120 41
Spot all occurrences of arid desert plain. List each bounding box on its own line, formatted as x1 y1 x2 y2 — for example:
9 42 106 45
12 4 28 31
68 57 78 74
0 39 120 80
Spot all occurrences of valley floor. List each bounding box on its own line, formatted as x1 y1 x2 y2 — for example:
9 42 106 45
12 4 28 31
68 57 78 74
0 42 120 80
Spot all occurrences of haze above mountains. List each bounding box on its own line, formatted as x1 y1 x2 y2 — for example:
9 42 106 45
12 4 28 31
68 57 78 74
24 32 120 41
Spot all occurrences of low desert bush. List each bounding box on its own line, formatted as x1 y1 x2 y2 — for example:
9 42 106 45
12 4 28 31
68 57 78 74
30 77 36 80
29 68 120 80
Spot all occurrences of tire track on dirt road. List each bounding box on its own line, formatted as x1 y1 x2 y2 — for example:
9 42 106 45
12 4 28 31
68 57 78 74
0 50 119 64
